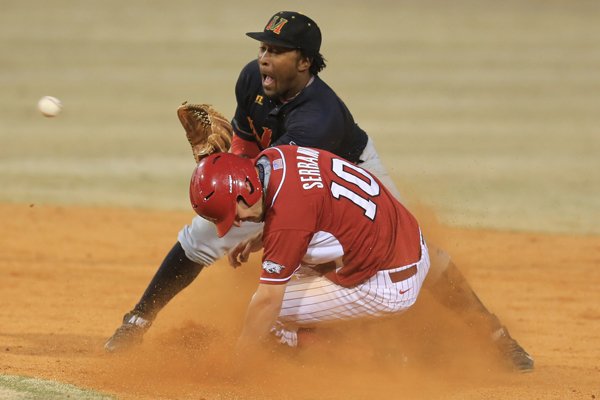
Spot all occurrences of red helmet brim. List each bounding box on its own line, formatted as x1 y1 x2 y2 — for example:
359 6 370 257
214 202 237 238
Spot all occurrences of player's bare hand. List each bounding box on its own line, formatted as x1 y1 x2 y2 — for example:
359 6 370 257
228 231 264 268
228 241 252 268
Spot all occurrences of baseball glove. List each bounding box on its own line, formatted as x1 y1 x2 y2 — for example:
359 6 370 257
177 102 233 163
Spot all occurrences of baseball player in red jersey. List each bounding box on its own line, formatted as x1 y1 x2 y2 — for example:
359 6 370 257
189 146 430 349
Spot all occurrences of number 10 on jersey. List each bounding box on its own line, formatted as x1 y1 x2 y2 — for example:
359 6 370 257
330 158 380 220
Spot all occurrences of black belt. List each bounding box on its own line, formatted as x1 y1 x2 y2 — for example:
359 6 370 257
389 264 418 283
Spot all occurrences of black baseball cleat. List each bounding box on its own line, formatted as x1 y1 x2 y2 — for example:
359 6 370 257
104 311 152 353
492 325 534 372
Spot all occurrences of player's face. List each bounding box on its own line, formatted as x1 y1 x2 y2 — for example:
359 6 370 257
257 42 311 101
232 197 264 227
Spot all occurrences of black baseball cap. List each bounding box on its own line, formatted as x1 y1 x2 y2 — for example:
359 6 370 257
246 11 322 55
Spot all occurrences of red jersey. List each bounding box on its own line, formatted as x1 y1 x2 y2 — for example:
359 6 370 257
256 145 421 288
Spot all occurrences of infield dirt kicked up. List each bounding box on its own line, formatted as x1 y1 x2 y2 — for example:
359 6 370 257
1 203 598 400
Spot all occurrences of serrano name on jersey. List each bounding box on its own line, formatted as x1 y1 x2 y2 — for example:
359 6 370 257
297 147 323 190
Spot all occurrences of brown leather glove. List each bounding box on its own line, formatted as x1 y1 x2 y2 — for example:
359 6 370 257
177 102 233 163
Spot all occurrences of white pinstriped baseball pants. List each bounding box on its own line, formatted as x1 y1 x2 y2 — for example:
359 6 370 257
272 234 430 347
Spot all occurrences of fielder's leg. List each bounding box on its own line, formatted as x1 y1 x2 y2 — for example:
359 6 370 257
104 217 262 353
103 241 202 352
359 139 533 371
424 256 534 371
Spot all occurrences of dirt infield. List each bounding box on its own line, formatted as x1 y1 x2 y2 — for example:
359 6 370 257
1 202 598 399
1 2 599 397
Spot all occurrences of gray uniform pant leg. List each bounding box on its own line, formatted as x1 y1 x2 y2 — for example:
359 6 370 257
178 218 263 265
358 137 404 202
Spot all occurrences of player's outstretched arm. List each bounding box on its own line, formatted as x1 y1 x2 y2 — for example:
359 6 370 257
236 283 286 353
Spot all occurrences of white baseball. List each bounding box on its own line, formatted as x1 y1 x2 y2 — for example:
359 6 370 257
38 96 62 117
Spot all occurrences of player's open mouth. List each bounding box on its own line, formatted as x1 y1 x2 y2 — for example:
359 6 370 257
263 74 275 87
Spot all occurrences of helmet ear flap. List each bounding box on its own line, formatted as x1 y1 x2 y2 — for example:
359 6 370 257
239 168 262 207
244 176 257 196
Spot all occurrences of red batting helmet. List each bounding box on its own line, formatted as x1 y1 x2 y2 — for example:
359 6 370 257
189 153 262 237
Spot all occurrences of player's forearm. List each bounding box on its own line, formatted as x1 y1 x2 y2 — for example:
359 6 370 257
238 297 281 346
237 285 285 350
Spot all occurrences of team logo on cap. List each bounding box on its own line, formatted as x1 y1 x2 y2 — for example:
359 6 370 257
265 16 288 35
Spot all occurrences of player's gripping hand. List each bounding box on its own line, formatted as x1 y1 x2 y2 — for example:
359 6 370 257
228 231 263 268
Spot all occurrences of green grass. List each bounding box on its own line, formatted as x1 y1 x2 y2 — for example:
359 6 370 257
0 375 114 400
1 0 599 234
